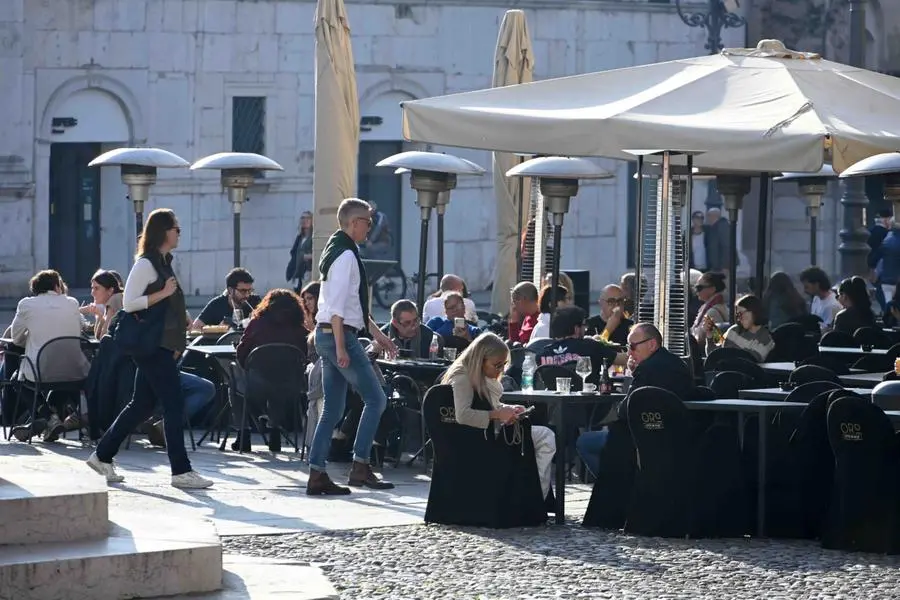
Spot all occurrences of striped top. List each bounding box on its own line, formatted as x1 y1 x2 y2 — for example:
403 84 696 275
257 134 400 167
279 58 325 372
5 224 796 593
723 325 775 362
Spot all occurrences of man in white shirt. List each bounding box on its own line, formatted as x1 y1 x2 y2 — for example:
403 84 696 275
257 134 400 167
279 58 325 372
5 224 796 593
308 198 399 496
9 269 90 442
800 266 842 329
422 274 477 323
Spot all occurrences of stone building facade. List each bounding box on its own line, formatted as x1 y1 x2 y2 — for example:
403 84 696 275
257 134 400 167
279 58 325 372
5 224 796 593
3 0 897 300
0 0 743 299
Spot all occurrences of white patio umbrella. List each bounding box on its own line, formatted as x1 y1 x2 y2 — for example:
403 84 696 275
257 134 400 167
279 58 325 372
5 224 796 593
312 0 360 268
402 40 900 174
489 10 534 315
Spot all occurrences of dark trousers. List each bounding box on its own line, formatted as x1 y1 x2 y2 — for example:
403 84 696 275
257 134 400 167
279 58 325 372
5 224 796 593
96 348 191 475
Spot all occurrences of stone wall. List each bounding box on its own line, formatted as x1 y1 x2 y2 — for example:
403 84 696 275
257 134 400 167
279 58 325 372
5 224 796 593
2 0 747 297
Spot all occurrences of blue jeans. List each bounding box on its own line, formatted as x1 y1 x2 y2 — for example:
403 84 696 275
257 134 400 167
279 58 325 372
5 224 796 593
576 428 609 478
309 327 387 471
96 348 191 475
180 372 215 420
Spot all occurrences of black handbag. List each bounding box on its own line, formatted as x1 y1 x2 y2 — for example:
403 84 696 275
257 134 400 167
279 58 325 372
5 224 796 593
109 302 167 358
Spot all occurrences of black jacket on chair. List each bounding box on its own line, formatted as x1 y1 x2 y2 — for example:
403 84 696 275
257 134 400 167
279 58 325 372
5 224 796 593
422 385 547 528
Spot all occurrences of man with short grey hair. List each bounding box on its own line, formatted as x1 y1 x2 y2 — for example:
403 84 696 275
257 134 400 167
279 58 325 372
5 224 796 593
309 197 398 495
378 299 441 358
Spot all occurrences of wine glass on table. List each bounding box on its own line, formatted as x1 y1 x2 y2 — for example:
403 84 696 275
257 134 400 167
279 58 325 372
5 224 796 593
575 356 592 390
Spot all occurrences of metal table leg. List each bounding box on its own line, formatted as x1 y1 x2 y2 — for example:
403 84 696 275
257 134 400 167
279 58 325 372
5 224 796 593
756 407 767 537
554 403 568 525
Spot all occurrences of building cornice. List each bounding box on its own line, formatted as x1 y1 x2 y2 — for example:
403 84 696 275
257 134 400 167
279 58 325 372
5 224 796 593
338 0 691 14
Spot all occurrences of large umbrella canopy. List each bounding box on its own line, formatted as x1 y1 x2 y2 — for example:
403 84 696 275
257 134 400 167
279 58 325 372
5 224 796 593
490 10 535 314
312 0 360 269
402 40 900 174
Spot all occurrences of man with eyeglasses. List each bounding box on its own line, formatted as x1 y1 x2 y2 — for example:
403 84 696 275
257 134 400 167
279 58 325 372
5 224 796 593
378 299 442 359
575 323 693 478
585 285 633 344
191 267 261 329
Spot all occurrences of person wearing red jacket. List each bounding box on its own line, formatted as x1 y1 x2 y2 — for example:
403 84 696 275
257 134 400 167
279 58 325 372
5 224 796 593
508 281 540 344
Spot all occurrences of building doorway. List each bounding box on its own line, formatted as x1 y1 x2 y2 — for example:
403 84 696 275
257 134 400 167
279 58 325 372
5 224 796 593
49 142 102 285
358 141 403 261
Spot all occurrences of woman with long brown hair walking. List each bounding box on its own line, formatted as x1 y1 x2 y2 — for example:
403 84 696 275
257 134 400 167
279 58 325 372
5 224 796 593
87 208 212 489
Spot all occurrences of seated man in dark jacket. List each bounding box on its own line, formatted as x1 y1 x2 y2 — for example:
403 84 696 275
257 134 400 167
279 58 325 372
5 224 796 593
575 322 693 476
379 299 442 359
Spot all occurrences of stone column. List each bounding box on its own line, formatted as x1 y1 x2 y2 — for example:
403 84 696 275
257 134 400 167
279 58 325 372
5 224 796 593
839 0 870 278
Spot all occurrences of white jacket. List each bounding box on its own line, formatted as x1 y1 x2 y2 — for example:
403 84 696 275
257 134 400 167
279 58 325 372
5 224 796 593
10 292 90 382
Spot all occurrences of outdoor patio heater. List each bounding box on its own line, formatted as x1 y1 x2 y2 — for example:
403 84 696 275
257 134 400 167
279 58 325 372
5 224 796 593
775 165 836 266
627 151 704 359
378 151 485 315
395 167 453 282
190 152 284 268
507 157 613 312
841 151 900 227
88 147 190 236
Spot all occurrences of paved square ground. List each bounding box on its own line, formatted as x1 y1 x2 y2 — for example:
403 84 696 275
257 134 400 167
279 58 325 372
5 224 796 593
2 435 899 599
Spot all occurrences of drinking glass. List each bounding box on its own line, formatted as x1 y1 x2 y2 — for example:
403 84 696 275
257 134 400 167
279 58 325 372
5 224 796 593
575 356 592 388
443 347 457 361
555 377 572 394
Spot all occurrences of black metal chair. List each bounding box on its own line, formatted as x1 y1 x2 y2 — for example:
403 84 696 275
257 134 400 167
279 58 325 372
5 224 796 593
820 330 857 348
769 322 817 362
789 364 842 385
10 336 93 443
853 326 892 350
822 397 900 553
704 347 758 370
709 371 754 399
228 343 308 454
217 330 243 346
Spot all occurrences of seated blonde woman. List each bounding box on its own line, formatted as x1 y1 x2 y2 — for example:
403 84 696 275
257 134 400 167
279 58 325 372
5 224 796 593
441 332 556 499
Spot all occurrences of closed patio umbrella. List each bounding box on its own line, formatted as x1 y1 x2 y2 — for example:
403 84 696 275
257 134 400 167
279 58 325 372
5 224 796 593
489 10 534 315
312 0 360 268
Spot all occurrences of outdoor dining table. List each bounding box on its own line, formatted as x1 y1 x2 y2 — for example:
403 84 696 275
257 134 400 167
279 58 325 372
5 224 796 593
738 387 872 401
503 390 622 524
839 371 887 389
683 398 808 537
182 344 237 446
819 345 889 356
759 361 867 378
375 358 449 386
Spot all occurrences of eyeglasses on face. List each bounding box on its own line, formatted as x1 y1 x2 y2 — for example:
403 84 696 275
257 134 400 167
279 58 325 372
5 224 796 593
234 287 254 294
355 216 372 228
395 318 418 328
694 284 711 292
170 226 181 234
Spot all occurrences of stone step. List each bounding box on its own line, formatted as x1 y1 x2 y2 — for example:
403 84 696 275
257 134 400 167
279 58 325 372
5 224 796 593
0 473 108 545
0 509 223 600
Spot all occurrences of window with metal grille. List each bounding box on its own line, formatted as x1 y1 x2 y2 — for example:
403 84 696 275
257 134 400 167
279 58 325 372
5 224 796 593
231 96 266 155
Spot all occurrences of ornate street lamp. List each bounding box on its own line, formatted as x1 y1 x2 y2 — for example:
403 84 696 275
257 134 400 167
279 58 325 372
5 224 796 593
88 147 190 236
190 152 284 268
675 0 746 54
506 157 613 311
377 151 485 315
775 165 836 267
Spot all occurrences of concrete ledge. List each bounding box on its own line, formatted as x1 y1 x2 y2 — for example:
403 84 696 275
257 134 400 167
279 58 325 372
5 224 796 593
0 510 222 600
0 474 108 545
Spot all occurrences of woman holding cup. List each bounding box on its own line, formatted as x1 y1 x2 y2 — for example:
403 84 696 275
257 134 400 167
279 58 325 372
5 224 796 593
79 269 124 339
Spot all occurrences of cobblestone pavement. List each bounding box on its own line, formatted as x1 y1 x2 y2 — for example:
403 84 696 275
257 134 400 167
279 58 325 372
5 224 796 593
224 522 900 600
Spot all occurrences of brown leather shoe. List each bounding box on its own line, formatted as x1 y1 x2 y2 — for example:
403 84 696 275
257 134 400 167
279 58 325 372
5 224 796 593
348 461 395 490
306 469 351 496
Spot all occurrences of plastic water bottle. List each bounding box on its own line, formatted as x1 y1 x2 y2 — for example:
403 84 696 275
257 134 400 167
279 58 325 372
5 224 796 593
521 353 536 392
429 333 440 359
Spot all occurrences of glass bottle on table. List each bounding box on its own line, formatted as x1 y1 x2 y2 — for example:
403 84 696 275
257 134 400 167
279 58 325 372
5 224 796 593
599 358 613 395
575 356 592 390
705 315 723 344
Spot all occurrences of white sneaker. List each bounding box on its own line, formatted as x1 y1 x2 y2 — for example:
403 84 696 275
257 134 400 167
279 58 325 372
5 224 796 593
171 471 214 489
86 452 125 483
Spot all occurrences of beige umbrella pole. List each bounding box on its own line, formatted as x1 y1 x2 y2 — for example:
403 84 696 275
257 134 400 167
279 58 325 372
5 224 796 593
312 0 360 270
489 10 534 315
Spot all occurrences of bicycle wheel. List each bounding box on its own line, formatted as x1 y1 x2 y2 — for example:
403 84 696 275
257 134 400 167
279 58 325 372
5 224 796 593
374 265 408 310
